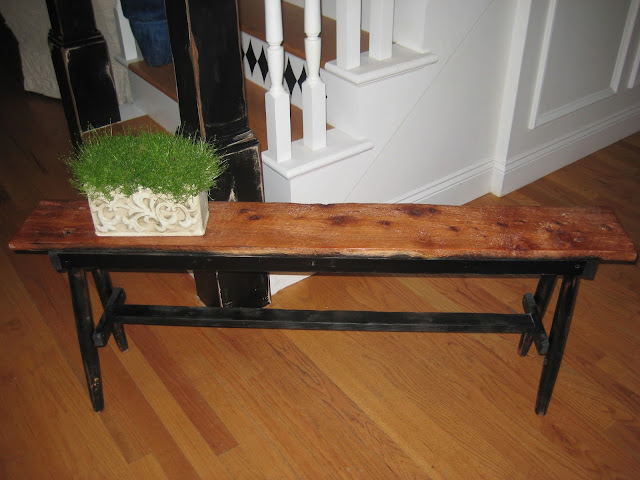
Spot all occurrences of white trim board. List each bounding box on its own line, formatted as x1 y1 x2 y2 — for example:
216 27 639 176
389 159 494 206
128 71 180 133
628 2 640 89
495 103 640 196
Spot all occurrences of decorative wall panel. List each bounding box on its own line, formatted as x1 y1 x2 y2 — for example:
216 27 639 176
529 0 636 128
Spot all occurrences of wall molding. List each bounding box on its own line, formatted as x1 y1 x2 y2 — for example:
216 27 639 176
532 87 616 128
529 0 639 129
527 0 558 130
613 0 640 90
628 2 640 88
390 159 494 205
496 103 640 196
629 37 640 88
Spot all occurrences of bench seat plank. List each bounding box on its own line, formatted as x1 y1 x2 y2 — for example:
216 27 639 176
9 200 637 262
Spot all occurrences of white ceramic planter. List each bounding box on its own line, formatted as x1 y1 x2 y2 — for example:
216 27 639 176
88 188 209 236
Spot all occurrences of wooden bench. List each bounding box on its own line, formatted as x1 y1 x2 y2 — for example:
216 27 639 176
9 200 637 415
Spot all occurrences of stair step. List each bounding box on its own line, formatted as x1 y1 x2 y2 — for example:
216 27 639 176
128 61 303 151
238 0 369 68
125 0 347 152
128 62 176 101
86 115 169 137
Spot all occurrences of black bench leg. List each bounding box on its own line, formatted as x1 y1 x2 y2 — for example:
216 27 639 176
519 275 557 356
91 269 128 352
535 275 579 415
68 268 104 412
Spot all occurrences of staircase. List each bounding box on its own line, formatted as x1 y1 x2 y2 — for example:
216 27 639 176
113 1 640 209
113 0 446 205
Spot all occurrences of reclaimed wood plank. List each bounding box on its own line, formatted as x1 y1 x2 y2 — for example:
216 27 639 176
9 201 637 262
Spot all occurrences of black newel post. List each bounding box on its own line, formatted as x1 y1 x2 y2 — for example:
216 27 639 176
46 0 121 147
165 0 270 308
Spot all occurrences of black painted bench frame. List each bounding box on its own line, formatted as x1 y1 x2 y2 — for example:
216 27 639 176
51 248 596 416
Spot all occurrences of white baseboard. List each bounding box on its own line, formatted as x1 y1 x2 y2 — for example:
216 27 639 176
118 103 145 122
389 159 494 205
494 105 640 196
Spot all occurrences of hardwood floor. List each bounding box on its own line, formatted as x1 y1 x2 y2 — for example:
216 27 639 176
1 80 639 478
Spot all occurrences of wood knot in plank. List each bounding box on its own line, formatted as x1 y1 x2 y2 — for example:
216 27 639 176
328 215 358 226
396 206 438 217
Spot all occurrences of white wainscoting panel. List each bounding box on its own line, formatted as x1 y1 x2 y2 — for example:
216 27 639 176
529 0 635 129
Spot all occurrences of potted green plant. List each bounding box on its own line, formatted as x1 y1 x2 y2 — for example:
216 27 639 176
66 129 225 236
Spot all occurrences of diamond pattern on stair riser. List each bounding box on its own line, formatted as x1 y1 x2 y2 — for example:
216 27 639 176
241 33 308 108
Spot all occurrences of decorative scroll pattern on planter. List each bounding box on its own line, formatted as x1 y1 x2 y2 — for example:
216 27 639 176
88 189 209 236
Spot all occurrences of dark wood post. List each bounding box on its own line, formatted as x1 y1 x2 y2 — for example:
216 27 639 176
165 0 270 308
46 0 121 147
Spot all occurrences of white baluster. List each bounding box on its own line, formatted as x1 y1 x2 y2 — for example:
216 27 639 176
369 0 394 61
303 0 326 150
114 0 138 63
336 0 361 69
265 0 292 162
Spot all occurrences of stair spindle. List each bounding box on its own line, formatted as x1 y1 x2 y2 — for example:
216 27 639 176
369 0 394 60
336 0 361 69
303 0 327 150
265 0 292 162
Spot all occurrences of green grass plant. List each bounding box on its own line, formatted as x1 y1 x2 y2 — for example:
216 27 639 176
67 129 225 202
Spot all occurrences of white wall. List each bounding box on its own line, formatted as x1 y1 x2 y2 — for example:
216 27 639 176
320 0 640 204
494 0 640 195
337 0 516 205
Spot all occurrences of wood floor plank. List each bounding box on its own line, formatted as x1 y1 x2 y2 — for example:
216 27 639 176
115 328 233 480
0 250 132 479
151 327 302 480
128 455 171 480
190 329 350 478
125 325 238 456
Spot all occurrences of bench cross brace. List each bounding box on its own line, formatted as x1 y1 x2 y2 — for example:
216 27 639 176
70 265 575 415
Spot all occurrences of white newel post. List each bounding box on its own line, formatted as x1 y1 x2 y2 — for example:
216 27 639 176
303 0 327 150
336 0 361 69
265 0 292 162
369 0 394 61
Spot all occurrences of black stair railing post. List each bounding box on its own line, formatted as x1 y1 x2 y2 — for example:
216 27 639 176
164 0 270 308
46 0 121 147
